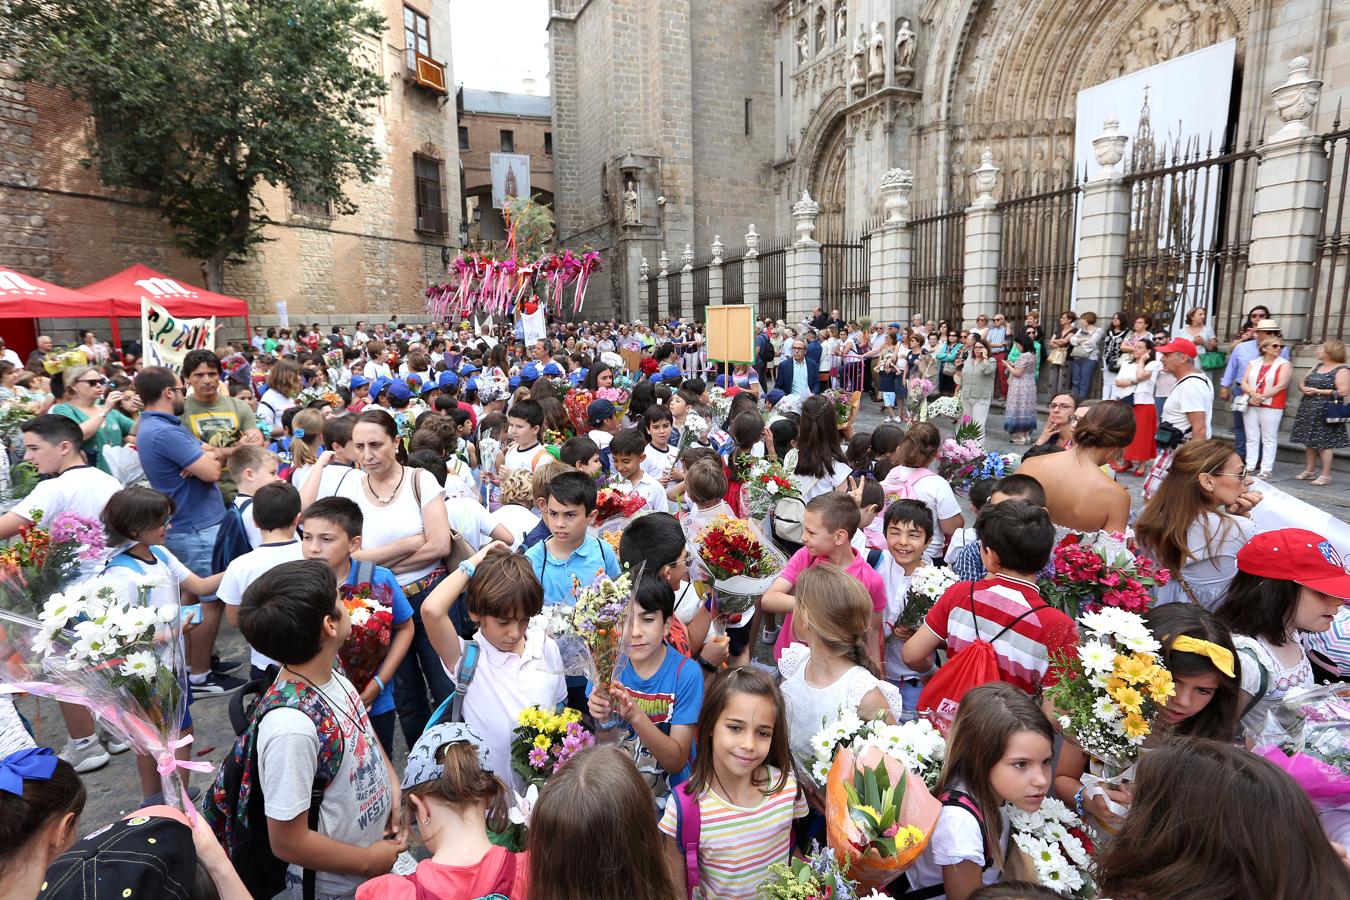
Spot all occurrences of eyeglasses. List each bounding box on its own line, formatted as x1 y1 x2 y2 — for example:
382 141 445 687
1208 466 1253 480
167 386 186 394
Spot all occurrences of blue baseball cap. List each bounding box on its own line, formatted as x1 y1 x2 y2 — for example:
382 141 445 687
466 376 480 392
439 371 460 390
649 372 664 384
660 364 681 381
765 388 785 405
459 362 480 376
568 369 586 386
386 380 412 403
889 322 902 329
509 375 522 391
421 377 438 395
542 361 565 377
587 398 617 423
369 376 391 400
521 363 539 382
714 374 728 388
349 374 370 391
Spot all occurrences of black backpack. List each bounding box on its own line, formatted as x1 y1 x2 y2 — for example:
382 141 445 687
211 498 254 574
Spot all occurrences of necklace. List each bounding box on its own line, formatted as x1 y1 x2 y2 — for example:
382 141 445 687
367 465 406 504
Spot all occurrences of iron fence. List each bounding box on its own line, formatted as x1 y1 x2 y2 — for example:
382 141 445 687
1312 114 1350 342
911 204 966 328
759 234 788 324
691 260 711 322
666 270 682 321
996 177 1081 328
820 229 870 325
1123 129 1258 341
723 253 745 305
647 274 659 324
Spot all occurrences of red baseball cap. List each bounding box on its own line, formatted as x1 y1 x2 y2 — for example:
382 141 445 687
1237 529 1350 599
1155 337 1198 358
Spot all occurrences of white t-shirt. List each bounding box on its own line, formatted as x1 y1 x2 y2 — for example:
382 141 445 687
290 463 315 494
445 495 495 549
642 443 677 480
790 458 852 503
362 361 392 381
587 429 613 449
490 504 540 551
104 545 194 609
313 463 360 501
336 468 446 586
874 556 931 680
13 464 120 527
256 388 294 431
905 786 1008 897
630 472 670 514
503 443 551 474
1162 372 1214 439
257 671 392 899
1152 512 1258 611
874 465 961 560
216 539 305 671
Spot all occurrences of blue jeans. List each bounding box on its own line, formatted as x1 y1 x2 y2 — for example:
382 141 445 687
889 678 924 723
393 572 455 745
1232 406 1250 463
1069 358 1099 401
165 522 221 598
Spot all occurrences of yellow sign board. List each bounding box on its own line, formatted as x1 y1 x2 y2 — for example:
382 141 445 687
705 305 755 365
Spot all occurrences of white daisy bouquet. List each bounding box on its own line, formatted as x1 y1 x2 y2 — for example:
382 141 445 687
894 565 959 632
0 574 205 810
1044 608 1174 772
806 713 946 790
925 395 962 421
1004 797 1096 897
739 457 803 520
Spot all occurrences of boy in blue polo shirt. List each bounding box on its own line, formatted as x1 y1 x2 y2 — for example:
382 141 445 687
300 496 414 756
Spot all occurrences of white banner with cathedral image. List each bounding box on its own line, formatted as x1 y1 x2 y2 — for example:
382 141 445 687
490 152 531 209
1072 39 1237 329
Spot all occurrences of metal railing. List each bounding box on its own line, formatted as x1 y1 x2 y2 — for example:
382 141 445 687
1313 112 1350 341
691 260 711 322
996 176 1082 328
723 255 745 304
911 203 966 328
820 229 870 325
759 234 789 323
647 274 659 324
666 270 682 321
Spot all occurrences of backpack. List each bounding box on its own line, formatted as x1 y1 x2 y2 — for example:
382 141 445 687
770 474 818 546
1238 645 1271 722
916 584 1048 734
211 498 254 575
893 790 990 899
202 679 346 900
423 639 482 731
673 782 702 897
884 466 937 503
105 545 172 575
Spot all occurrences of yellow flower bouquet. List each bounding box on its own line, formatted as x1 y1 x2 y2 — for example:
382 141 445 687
509 705 595 788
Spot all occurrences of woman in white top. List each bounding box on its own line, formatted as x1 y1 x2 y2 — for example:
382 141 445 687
1239 335 1292 479
1136 440 1262 611
1182 305 1218 352
257 357 301 431
300 408 453 742
1067 310 1103 401
1116 338 1164 475
819 327 839 391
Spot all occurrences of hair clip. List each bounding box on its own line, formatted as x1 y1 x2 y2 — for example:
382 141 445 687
293 428 305 439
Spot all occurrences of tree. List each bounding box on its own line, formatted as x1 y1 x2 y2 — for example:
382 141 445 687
3 0 388 290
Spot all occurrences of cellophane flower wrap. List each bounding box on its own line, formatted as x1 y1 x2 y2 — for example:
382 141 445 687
1003 797 1096 898
336 579 395 692
563 388 594 434
0 574 208 812
1044 608 1173 772
758 842 859 900
824 389 856 428
936 425 986 485
510 705 595 788
806 712 946 790
1037 532 1169 619
594 486 646 526
676 410 712 455
925 395 962 420
895 565 958 632
741 457 804 520
547 568 642 686
694 514 786 622
0 510 106 615
1253 683 1350 809
826 745 940 889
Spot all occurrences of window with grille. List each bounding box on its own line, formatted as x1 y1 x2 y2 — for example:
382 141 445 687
414 153 447 234
403 6 430 71
500 129 515 152
291 179 331 219
458 126 469 150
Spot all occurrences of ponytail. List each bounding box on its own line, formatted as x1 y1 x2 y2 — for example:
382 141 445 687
795 565 878 676
289 409 325 469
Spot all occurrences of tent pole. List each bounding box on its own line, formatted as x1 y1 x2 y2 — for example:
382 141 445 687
109 316 121 351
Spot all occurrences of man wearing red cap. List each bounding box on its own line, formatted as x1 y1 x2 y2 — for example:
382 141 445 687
1157 337 1213 441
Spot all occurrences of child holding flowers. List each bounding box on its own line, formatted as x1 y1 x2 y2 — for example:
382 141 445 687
658 667 808 900
421 543 567 791
873 499 940 718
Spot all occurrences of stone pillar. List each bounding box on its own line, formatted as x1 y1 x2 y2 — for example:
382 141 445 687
787 191 822 324
680 243 695 321
657 251 670 319
963 148 1002 322
1075 120 1131 312
870 168 914 326
742 225 760 308
1245 57 1327 342
638 257 650 319
708 235 725 308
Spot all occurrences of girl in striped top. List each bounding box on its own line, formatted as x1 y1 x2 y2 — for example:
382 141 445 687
659 668 808 899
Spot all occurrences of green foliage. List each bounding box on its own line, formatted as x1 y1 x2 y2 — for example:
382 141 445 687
4 0 388 286
843 761 907 855
505 195 556 262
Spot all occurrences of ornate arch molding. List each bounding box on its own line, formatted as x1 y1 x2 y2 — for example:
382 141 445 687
790 85 849 201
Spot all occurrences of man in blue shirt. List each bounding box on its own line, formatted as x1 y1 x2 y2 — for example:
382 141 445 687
1220 319 1290 466
134 366 238 696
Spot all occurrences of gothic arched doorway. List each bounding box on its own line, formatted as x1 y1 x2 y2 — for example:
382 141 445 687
810 115 848 241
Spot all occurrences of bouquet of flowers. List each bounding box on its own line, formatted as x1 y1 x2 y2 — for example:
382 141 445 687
595 486 646 525
0 511 106 614
295 383 343 409
740 458 803 520
1254 683 1350 810
322 349 344 373
41 345 89 375
510 705 595 788
936 435 986 483
563 388 594 434
558 569 638 688
955 450 1021 493
824 389 856 428
1005 797 1096 897
336 579 396 692
759 843 859 900
694 515 786 625
705 386 733 425
894 565 958 632
925 395 962 421
542 427 569 447
1044 608 1173 771
1038 532 1169 619
676 410 712 454
807 713 946 790
827 745 936 889
594 386 630 419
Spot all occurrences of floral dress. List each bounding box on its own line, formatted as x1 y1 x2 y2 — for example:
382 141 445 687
1002 352 1038 435
1290 365 1349 449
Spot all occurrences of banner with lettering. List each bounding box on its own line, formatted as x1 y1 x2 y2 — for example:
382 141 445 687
141 298 215 372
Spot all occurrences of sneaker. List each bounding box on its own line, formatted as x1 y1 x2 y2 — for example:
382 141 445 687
190 671 246 699
211 655 242 675
100 730 131 755
59 737 111 774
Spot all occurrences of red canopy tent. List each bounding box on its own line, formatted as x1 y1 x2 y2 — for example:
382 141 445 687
0 267 116 359
77 264 252 347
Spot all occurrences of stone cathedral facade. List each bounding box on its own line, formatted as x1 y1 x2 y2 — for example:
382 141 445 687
548 0 1350 321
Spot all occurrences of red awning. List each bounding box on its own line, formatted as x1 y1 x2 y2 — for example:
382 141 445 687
0 267 114 318
77 264 250 318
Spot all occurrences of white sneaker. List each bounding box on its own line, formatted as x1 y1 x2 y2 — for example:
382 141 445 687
101 730 131 755
59 736 111 774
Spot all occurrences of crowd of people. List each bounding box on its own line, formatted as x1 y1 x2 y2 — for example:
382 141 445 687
0 305 1348 900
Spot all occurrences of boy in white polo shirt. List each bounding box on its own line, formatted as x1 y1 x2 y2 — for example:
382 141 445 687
420 541 566 791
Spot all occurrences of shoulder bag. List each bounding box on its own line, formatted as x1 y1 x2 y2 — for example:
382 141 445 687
1324 366 1350 424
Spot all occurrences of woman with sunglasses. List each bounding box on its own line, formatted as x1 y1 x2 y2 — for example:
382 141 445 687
50 364 133 474
1135 439 1262 611
1239 334 1292 479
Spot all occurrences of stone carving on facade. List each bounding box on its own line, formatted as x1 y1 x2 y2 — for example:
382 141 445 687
639 257 650 280
868 21 886 83
850 24 867 96
880 168 914 224
658 251 670 277
745 224 760 257
834 0 847 43
796 20 811 64
681 244 695 271
1270 56 1322 142
894 18 916 86
622 179 640 225
792 190 822 244
1107 0 1242 78
1091 118 1129 181
815 7 827 54
711 235 724 265
970 148 1000 210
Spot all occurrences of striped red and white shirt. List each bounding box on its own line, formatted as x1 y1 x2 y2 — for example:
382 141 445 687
658 767 808 900
924 573 1078 693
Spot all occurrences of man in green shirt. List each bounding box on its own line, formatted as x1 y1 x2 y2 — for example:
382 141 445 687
180 348 264 503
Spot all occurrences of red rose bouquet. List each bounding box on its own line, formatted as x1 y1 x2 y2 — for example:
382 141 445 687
595 487 646 525
1038 532 1170 619
337 580 395 691
694 515 786 630
564 389 594 434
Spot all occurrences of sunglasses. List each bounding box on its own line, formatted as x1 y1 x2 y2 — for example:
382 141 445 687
1208 466 1253 480
78 377 108 386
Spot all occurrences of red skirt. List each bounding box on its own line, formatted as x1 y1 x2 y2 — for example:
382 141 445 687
1125 401 1157 463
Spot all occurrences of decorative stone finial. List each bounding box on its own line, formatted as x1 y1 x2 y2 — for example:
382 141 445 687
1270 56 1322 142
681 244 695 269
792 191 821 245
880 168 914 224
1091 118 1129 181
970 148 1000 210
658 250 670 276
711 236 724 265
745 224 760 256
639 257 650 280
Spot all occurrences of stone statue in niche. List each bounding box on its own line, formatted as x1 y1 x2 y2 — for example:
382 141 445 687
895 18 916 70
850 24 866 92
622 179 640 225
815 7 827 53
834 0 847 43
868 21 886 79
796 20 810 64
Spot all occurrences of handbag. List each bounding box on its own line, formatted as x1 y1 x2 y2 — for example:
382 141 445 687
1155 421 1188 450
1326 396 1350 424
1231 394 1249 413
1047 346 1068 366
1199 350 1227 370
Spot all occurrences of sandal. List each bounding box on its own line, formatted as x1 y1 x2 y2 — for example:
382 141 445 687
1312 475 1333 486
1294 470 1315 480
